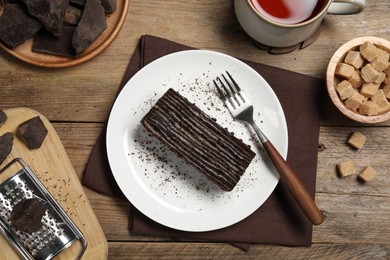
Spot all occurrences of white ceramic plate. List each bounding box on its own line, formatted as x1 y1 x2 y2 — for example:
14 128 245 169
106 50 288 232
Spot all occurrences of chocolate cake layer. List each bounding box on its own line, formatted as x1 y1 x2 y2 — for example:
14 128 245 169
141 88 256 191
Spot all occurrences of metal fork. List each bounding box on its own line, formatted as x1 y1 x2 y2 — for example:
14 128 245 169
214 71 323 226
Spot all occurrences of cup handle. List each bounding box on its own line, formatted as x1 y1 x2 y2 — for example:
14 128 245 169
328 0 365 14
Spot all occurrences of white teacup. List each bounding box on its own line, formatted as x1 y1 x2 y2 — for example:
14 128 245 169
234 0 366 48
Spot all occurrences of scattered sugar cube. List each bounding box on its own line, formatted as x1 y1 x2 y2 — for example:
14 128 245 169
336 63 355 79
347 131 367 149
359 101 380 116
337 80 354 100
337 160 356 177
344 50 364 69
345 91 365 110
348 70 364 88
360 41 378 62
358 166 377 182
360 82 381 97
372 89 389 108
361 64 381 83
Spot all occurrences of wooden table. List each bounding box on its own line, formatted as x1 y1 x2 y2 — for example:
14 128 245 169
0 0 389 258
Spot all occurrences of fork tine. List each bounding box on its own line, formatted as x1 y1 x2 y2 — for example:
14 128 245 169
226 71 241 92
214 76 238 110
221 74 238 95
213 79 226 100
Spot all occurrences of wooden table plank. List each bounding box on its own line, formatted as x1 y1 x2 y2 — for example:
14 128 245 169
106 242 390 259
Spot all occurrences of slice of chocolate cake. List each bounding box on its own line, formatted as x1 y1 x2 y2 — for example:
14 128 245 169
141 88 256 191
0 132 13 165
11 198 47 233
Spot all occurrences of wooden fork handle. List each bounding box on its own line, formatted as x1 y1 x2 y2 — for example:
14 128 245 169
262 140 324 225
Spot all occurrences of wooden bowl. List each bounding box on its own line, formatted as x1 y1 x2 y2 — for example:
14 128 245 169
0 0 129 68
326 36 390 124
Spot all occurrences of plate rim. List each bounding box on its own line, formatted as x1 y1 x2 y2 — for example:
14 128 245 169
106 49 288 232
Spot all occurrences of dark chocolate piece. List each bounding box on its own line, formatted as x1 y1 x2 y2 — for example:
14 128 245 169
69 0 85 6
64 4 82 26
32 26 76 57
101 0 116 14
11 198 46 233
0 110 7 127
0 132 13 165
18 116 48 149
141 88 256 192
22 0 69 37
72 0 107 54
0 3 41 48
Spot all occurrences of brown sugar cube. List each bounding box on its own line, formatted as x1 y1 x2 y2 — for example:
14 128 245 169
372 89 389 108
359 101 380 116
384 65 390 76
371 57 389 72
375 48 390 63
360 82 381 97
337 160 356 177
344 50 364 69
18 116 48 149
345 90 365 110
378 104 390 114
360 41 379 62
358 166 377 182
0 110 7 127
361 64 381 83
347 131 367 149
384 76 390 85
336 63 355 79
348 70 364 88
336 80 354 100
374 72 386 84
383 83 390 99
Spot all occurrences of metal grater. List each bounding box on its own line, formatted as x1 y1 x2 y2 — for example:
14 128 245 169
0 158 88 260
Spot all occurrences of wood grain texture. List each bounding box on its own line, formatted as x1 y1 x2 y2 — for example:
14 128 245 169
0 109 107 259
0 0 389 258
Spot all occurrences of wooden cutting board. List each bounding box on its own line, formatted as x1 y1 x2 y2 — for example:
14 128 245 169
0 108 107 260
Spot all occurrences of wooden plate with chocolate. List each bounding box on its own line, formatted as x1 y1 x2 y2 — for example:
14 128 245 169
0 0 129 68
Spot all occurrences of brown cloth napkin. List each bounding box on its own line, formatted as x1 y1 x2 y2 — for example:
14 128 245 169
82 35 324 249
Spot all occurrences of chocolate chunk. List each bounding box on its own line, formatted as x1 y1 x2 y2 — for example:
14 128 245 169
64 4 82 26
33 26 76 57
0 3 41 48
70 0 85 6
0 132 13 165
0 110 7 127
72 0 107 54
101 0 116 14
22 0 69 37
11 198 46 233
18 116 48 149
